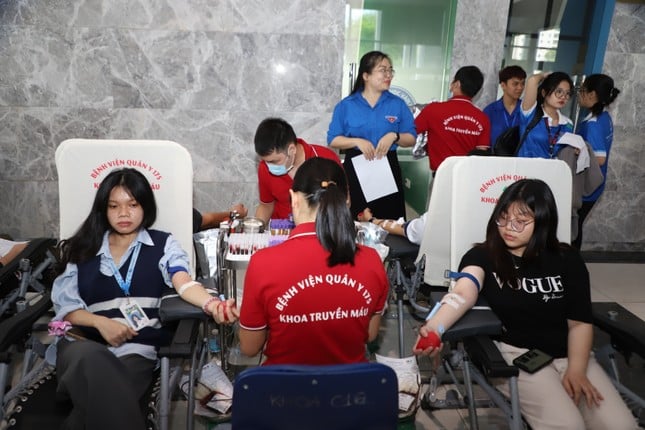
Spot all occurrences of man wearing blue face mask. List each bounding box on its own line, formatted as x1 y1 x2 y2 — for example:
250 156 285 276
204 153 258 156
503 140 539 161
254 118 341 223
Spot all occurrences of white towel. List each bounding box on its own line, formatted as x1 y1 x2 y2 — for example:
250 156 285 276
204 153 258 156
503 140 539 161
557 132 590 173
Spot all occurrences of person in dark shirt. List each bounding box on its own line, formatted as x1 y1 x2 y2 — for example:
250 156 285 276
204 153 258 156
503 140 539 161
413 179 636 430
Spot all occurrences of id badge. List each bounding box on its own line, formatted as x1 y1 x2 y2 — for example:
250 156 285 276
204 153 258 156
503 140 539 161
120 301 150 331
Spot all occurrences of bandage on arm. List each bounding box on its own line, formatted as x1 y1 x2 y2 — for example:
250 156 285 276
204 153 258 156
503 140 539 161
414 293 466 349
420 267 482 342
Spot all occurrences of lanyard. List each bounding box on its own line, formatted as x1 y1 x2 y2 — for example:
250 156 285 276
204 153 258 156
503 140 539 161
504 108 517 129
544 118 562 157
503 101 520 129
109 241 141 296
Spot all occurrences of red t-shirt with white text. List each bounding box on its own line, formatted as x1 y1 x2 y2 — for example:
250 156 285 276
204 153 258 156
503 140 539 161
415 96 490 170
239 222 388 365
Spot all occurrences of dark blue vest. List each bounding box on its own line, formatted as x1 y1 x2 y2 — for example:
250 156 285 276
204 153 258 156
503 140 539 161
77 229 172 348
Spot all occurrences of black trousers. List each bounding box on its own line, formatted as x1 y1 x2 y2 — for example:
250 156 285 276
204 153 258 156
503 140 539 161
572 200 596 250
343 148 406 220
56 339 156 430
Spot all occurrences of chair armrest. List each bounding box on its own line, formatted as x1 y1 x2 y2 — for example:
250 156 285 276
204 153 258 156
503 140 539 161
158 278 218 323
426 292 515 377
384 235 420 260
0 238 57 285
157 279 218 358
0 292 53 359
463 335 519 378
592 302 645 359
158 318 202 359
430 292 502 342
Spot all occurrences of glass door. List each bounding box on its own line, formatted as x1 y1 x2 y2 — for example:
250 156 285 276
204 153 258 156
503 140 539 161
502 0 615 127
344 0 457 104
343 0 458 215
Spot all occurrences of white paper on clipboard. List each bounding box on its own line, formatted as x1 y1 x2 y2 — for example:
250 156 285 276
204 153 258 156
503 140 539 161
352 154 398 202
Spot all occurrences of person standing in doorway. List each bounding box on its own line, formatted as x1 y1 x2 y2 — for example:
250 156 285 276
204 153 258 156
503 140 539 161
327 51 417 220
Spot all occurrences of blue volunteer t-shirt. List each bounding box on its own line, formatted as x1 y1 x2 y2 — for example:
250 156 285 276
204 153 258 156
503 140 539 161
483 98 522 147
517 104 573 159
577 111 613 201
327 90 416 150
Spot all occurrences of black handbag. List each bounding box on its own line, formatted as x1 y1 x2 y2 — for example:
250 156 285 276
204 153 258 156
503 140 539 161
492 106 544 157
493 126 521 156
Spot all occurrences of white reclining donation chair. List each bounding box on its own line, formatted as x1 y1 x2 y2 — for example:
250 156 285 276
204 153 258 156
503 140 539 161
385 155 573 430
1 139 207 430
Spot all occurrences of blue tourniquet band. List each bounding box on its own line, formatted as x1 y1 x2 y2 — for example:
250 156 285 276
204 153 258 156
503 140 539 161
444 270 481 292
424 302 445 336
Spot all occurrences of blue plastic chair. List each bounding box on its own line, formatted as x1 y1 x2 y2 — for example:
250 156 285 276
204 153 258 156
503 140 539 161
231 362 398 430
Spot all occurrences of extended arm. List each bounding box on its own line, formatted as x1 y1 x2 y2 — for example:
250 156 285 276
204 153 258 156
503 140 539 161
171 270 238 324
255 201 275 224
200 204 247 230
0 241 28 266
414 265 483 356
359 208 406 238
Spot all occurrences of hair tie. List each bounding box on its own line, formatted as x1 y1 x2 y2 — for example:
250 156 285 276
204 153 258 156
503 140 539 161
321 180 337 189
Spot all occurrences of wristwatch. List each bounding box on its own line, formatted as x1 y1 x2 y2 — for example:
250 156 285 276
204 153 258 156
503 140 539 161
393 132 400 144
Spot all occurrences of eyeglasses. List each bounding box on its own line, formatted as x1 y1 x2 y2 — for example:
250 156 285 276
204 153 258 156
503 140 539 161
375 68 395 76
495 217 534 233
553 88 573 99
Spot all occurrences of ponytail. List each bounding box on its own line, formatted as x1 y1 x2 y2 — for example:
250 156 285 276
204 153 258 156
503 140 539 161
315 181 357 266
582 74 620 116
292 158 356 266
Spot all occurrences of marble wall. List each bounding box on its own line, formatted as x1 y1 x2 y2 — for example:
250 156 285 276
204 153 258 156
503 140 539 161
452 0 510 110
0 0 346 238
582 3 645 251
0 0 642 251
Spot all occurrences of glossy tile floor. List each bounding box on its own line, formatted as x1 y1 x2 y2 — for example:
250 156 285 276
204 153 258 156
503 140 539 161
172 261 645 430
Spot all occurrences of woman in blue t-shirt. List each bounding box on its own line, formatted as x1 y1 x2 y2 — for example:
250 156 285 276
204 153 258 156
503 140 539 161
572 74 620 249
517 71 574 159
327 51 417 220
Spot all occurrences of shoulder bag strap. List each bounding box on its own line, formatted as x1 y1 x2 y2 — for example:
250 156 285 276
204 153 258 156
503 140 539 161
513 105 544 156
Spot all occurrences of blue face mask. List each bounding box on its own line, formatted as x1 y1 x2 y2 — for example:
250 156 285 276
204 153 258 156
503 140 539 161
267 162 290 176
266 149 294 176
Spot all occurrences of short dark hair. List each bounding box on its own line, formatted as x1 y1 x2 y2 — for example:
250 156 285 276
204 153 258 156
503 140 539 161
498 65 526 83
254 118 297 156
454 66 484 98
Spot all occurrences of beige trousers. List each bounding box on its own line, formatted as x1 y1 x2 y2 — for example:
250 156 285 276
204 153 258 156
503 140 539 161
493 341 638 430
